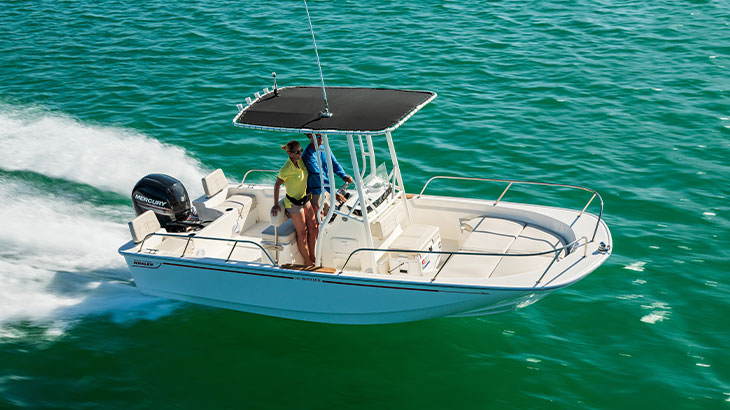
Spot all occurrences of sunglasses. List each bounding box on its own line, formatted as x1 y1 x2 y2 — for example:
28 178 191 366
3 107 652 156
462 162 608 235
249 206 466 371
288 149 303 155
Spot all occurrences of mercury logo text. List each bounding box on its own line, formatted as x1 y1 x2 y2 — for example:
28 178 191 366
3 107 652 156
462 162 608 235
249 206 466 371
134 193 167 207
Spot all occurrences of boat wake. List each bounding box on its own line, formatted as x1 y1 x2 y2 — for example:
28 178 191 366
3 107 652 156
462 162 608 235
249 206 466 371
0 103 206 197
0 104 209 338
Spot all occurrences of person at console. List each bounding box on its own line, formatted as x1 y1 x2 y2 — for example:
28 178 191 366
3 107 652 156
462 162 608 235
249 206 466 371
272 140 317 266
303 133 353 218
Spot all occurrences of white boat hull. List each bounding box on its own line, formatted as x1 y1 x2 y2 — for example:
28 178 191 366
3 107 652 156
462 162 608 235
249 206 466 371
121 253 557 324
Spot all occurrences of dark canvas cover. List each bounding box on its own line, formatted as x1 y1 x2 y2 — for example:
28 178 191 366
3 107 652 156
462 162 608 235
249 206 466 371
235 87 435 133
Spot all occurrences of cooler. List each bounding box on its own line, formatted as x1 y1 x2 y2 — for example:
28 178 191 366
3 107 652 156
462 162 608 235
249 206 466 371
388 224 442 276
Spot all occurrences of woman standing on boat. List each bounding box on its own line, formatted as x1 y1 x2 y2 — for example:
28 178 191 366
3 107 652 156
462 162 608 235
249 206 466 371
272 140 317 266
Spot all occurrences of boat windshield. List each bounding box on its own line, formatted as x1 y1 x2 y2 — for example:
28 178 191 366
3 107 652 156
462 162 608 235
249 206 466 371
347 162 393 216
364 162 389 187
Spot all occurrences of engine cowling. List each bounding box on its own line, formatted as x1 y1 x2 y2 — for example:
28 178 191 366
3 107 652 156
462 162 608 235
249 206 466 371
131 174 193 229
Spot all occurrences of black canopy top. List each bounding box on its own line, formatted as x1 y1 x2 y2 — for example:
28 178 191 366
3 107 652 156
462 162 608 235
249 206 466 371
233 86 436 135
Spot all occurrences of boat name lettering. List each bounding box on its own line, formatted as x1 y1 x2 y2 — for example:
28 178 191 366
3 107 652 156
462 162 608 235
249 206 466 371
296 276 321 282
134 193 167 207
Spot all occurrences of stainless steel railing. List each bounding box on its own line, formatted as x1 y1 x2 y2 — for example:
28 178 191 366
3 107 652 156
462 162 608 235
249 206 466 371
417 176 604 242
137 232 277 265
338 236 588 286
240 169 278 185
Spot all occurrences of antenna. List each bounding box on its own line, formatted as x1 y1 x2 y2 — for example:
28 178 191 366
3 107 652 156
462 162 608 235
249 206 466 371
272 72 278 96
304 0 332 118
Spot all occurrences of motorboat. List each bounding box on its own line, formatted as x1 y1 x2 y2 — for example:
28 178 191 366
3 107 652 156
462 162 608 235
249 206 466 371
118 85 613 324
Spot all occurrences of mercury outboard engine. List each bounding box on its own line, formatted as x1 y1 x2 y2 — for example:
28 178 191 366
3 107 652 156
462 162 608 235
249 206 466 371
132 174 203 232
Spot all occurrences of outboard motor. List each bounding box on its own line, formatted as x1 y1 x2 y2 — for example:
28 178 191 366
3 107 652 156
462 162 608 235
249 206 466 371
132 174 202 232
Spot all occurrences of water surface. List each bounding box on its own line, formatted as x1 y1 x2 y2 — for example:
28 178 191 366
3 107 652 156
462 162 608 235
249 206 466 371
1 0 729 408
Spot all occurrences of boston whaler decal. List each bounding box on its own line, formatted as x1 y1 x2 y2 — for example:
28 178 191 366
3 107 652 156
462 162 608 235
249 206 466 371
133 259 161 269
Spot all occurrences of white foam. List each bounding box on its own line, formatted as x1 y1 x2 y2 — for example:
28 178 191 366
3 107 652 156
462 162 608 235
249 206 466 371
624 261 646 272
640 311 668 324
0 179 128 272
640 301 671 324
642 301 670 310
0 259 82 323
0 103 207 198
0 178 181 329
0 327 24 339
0 104 206 334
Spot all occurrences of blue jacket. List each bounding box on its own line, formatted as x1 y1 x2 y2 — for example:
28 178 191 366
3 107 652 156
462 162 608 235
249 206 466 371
302 143 348 195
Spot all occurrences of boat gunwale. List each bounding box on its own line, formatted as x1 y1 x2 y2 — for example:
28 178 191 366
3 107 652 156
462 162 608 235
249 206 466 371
118 238 608 293
120 185 611 294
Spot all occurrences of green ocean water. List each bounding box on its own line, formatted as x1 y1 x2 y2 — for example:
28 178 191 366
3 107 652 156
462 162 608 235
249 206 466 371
1 0 729 408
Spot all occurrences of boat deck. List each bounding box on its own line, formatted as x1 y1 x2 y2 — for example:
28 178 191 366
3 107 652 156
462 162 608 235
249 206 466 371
438 216 564 279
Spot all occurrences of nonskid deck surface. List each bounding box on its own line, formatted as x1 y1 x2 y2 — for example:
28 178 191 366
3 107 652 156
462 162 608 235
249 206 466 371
280 264 336 273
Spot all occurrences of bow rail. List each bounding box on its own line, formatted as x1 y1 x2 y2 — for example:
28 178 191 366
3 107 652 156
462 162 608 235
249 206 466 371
418 176 604 242
338 236 588 286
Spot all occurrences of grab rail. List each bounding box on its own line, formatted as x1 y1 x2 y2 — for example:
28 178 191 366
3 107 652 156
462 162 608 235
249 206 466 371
240 169 278 185
137 232 277 265
417 176 604 242
338 236 588 286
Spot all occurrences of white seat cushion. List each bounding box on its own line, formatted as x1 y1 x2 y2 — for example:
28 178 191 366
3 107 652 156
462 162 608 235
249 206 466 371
462 217 524 253
389 224 440 251
508 225 563 258
261 219 296 244
215 194 254 213
490 255 554 278
128 210 161 243
202 168 228 197
437 254 502 279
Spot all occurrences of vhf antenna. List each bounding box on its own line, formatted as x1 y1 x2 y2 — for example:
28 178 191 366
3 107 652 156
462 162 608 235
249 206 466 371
304 0 332 118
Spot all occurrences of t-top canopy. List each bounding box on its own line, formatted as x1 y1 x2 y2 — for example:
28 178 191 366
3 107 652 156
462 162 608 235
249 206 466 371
233 86 436 135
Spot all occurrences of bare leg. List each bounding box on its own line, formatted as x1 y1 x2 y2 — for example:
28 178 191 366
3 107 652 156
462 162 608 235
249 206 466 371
304 203 317 264
310 194 321 230
289 209 314 265
310 203 320 230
